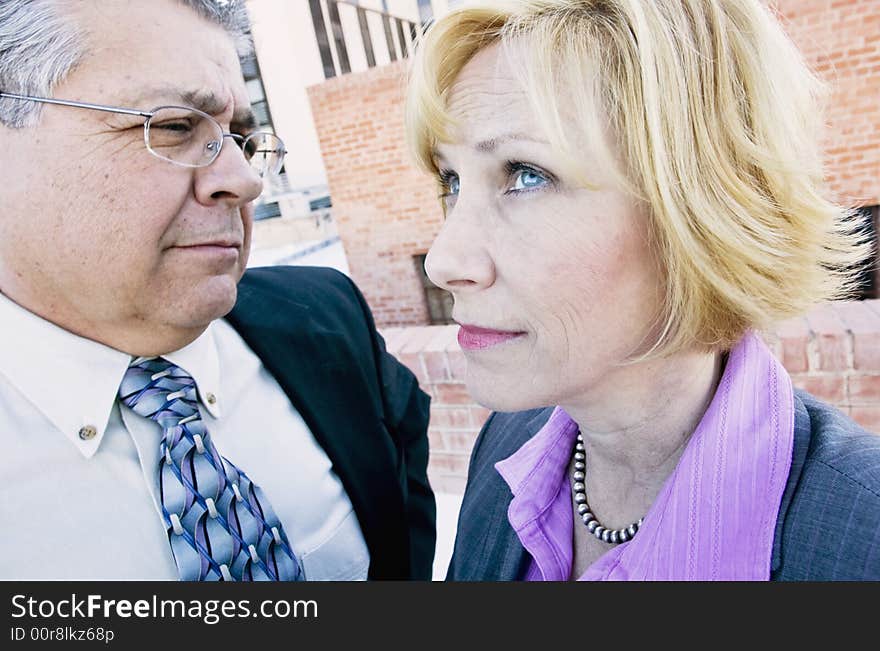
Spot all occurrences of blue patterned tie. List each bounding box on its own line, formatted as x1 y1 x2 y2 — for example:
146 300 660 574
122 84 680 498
119 357 303 581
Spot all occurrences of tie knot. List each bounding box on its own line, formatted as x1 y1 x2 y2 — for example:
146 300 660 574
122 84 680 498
119 357 199 425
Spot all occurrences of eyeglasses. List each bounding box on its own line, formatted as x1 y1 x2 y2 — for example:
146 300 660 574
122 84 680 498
0 91 287 177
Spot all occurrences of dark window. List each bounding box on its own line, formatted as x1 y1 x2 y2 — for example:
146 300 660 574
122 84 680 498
326 0 352 74
241 46 284 220
395 18 408 57
309 195 332 211
240 51 275 133
240 56 259 79
853 205 879 300
250 100 271 128
414 254 454 325
254 202 282 221
357 8 376 68
381 13 397 62
309 1 420 79
309 0 337 79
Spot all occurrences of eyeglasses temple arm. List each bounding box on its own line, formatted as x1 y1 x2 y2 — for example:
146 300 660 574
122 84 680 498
0 92 152 118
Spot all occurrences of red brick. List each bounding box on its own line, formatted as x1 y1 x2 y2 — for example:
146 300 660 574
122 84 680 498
850 406 880 434
805 305 850 371
422 351 450 382
447 348 467 378
469 406 493 428
849 374 880 403
759 331 783 360
434 383 475 405
835 301 880 371
852 329 880 370
774 316 810 373
430 407 471 430
777 1 880 210
428 430 446 452
442 431 479 455
813 334 850 372
428 451 471 475
792 375 847 404
397 352 427 385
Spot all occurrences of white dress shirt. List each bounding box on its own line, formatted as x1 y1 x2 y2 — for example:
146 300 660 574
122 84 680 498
0 291 369 580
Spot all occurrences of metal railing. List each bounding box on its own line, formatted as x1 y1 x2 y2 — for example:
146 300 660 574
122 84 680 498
308 0 421 79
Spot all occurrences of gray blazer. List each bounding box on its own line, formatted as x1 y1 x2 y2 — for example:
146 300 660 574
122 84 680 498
447 390 880 581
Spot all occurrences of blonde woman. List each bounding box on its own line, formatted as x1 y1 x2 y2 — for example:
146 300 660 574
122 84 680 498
406 0 880 580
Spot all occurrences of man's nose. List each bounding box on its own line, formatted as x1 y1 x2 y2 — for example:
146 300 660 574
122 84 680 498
192 137 263 207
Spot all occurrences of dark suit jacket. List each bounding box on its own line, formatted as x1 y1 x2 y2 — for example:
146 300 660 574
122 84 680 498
225 266 435 580
448 390 880 580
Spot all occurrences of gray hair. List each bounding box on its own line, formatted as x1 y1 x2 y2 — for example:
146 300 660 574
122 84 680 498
0 0 252 128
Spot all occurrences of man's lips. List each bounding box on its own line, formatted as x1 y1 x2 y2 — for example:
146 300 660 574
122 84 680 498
174 239 242 249
170 239 243 255
457 324 527 351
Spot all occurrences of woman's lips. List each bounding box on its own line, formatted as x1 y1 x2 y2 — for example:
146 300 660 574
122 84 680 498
457 324 526 350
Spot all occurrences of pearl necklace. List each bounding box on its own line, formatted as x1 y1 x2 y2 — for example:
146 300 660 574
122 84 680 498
572 433 643 544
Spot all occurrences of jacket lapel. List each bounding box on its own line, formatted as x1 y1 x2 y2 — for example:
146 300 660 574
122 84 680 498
770 389 811 574
457 390 810 580
225 278 410 578
452 408 553 580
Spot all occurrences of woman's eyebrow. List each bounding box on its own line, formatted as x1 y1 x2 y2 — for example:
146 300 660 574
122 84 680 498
432 132 550 160
473 133 549 152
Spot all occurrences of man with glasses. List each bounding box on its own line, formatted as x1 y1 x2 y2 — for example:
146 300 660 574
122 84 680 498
0 0 435 581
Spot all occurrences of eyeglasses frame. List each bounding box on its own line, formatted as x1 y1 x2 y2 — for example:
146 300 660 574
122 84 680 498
0 91 287 174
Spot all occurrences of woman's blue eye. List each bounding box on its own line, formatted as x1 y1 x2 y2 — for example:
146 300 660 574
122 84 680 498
511 168 547 191
438 170 459 197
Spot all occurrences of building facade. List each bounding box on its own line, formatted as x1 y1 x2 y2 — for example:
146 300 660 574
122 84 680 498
305 0 880 326
244 0 879 322
244 0 455 269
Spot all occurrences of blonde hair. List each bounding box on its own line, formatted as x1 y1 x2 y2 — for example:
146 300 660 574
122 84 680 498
405 0 873 356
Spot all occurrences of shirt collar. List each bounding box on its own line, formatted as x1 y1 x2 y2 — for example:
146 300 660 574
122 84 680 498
579 331 795 580
0 292 222 459
495 405 580 531
495 330 796 581
162 326 222 421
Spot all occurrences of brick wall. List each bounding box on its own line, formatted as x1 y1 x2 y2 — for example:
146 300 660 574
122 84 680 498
307 62 441 326
383 300 880 494
308 2 880 328
775 0 880 206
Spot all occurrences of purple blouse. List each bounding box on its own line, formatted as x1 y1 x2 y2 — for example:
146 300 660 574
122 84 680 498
494 331 795 580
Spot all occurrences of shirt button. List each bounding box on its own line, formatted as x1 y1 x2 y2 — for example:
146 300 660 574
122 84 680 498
206 393 217 405
78 425 97 441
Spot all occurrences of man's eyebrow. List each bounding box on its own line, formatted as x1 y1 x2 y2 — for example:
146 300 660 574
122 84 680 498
231 109 257 132
182 91 256 129
180 90 228 115
127 87 221 111
126 87 257 129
